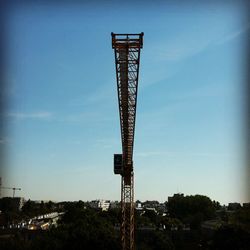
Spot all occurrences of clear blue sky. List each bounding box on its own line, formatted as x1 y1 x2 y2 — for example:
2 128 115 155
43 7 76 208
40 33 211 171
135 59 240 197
1 1 249 205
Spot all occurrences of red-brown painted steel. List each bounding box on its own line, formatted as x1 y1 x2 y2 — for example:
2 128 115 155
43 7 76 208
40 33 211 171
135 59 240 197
112 33 143 250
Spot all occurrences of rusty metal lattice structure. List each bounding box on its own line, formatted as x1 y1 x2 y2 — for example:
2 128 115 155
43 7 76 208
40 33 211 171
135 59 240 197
111 33 143 250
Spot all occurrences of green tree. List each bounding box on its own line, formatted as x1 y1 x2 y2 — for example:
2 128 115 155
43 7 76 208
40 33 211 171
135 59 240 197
212 225 250 250
22 199 38 217
136 230 174 250
167 194 216 229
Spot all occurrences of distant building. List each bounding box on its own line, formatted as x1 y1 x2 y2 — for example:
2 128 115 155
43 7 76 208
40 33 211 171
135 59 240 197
228 203 241 211
142 200 159 209
135 201 142 209
242 203 250 208
89 200 110 211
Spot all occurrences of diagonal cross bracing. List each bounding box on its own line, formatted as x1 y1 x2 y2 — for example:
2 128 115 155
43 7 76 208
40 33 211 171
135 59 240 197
112 34 143 177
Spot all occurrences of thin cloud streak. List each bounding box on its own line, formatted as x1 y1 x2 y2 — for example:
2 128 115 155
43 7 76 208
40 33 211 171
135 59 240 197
68 82 115 107
156 40 211 62
135 151 239 159
215 23 250 45
6 111 115 124
152 23 249 63
58 112 115 123
139 23 249 91
7 111 53 120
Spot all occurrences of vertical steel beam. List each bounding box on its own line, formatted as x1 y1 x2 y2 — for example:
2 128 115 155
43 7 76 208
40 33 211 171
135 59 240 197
121 172 134 250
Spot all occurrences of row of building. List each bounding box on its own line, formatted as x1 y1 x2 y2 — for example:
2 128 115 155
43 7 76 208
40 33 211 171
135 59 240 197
1 196 249 213
87 199 167 212
87 199 250 213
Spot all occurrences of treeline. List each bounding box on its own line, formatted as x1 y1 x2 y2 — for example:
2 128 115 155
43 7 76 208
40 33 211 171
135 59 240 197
0 195 249 249
167 194 216 229
0 198 58 226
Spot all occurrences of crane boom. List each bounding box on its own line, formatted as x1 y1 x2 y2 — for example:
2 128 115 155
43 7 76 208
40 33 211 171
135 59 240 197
112 32 143 250
0 187 21 198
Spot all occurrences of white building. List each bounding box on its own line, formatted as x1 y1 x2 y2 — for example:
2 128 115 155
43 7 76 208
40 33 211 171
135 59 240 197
89 200 110 211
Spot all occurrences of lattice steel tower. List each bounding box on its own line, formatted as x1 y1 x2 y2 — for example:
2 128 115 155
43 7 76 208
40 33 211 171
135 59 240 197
111 33 144 250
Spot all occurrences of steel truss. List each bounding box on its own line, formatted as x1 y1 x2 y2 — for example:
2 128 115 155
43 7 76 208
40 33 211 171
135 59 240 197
111 33 143 250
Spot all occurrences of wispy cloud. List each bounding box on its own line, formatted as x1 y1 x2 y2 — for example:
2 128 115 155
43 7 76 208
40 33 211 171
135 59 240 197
140 22 249 90
135 151 237 159
59 111 115 123
135 151 167 157
93 138 118 149
6 110 115 124
156 40 211 62
151 23 249 63
62 165 99 175
7 111 53 120
215 23 250 45
69 81 115 107
149 28 214 62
